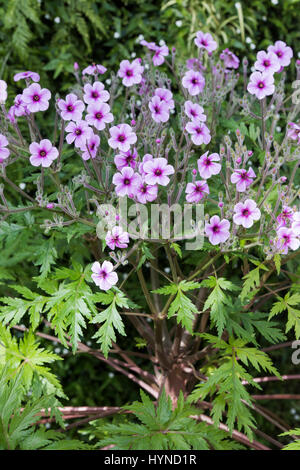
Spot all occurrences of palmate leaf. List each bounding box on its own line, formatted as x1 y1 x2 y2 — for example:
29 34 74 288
91 289 127 358
269 293 300 339
0 368 91 450
190 334 279 439
240 261 268 301
153 281 201 333
200 276 239 336
96 389 243 450
280 429 300 450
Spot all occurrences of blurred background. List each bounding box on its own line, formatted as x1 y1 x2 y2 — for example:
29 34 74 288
1 0 300 95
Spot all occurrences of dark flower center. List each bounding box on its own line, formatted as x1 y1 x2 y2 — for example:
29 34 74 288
67 105 74 111
242 208 249 217
154 169 162 176
205 158 211 166
263 60 270 67
118 134 126 142
258 81 265 89
90 143 95 151
40 150 46 157
126 156 133 164
201 40 208 46
33 94 40 102
126 69 133 77
190 109 196 116
96 112 103 119
212 224 220 233
75 129 82 135
140 186 146 193
100 270 107 279
154 105 160 113
124 178 130 185
196 127 203 135
195 185 202 193
191 78 198 85
277 51 282 57
92 91 99 98
240 172 247 180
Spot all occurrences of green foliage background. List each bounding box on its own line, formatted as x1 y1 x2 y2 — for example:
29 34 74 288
1 0 300 450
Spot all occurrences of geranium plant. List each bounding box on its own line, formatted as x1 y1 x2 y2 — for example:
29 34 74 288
0 31 300 450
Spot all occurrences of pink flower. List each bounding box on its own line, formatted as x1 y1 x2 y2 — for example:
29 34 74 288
194 31 217 53
86 102 114 130
83 81 110 104
108 124 137 152
114 148 138 170
118 59 144 87
184 101 206 121
12 94 28 117
135 180 158 204
14 71 40 82
0 134 10 162
82 64 107 76
276 206 294 228
91 261 118 291
287 122 300 144
152 45 169 66
0 80 7 103
65 120 93 148
292 212 300 236
267 41 293 68
230 167 256 192
79 133 100 160
254 51 280 74
58 93 85 121
276 227 300 254
143 157 174 186
149 95 170 123
182 70 205 96
140 40 157 51
105 226 129 250
185 180 209 203
247 71 275 100
205 215 230 245
139 154 154 176
112 166 141 197
197 152 221 179
186 121 211 146
233 199 261 228
29 139 58 168
219 49 239 69
154 88 174 109
22 83 51 113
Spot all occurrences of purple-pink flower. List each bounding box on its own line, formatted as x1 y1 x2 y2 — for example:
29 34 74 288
254 51 280 74
143 157 174 186
79 133 100 160
184 101 206 121
65 120 93 148
194 31 217 53
0 134 10 162
0 80 7 103
106 226 129 250
29 139 58 168
205 215 230 245
118 59 144 87
108 124 137 152
292 212 300 236
267 41 293 68
186 122 211 146
91 261 118 291
83 81 110 104
276 227 300 254
112 167 141 197
233 199 261 228
197 152 221 179
230 167 256 192
114 148 138 170
22 83 51 113
12 94 28 117
152 45 169 66
82 64 107 76
149 95 170 123
135 180 158 204
154 88 174 109
14 71 40 82
247 71 275 100
185 180 209 203
287 122 300 144
58 93 85 121
182 70 205 96
86 102 114 130
219 49 239 69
